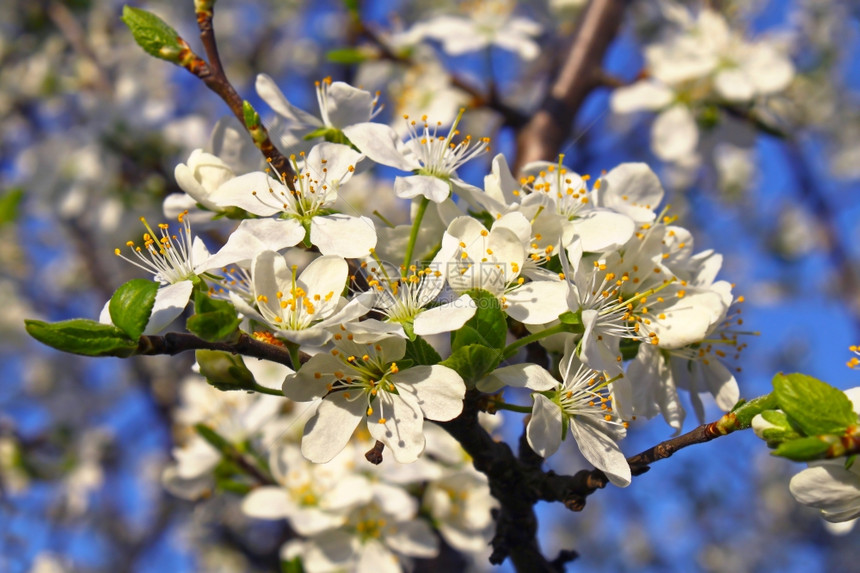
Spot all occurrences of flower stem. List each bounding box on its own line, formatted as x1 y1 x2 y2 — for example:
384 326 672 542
251 383 284 396
287 342 301 371
502 323 570 360
494 402 533 414
403 197 430 272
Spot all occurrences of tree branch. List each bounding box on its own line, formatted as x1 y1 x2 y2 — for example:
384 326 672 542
441 392 737 571
183 2 294 184
514 0 627 171
137 332 303 368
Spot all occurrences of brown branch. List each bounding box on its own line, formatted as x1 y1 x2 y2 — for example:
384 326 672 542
137 332 304 368
358 24 530 128
182 4 294 185
440 391 736 571
514 0 627 171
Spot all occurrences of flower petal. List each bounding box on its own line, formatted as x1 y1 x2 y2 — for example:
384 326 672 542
569 419 631 487
310 215 377 258
527 393 563 458
343 122 418 171
301 392 364 463
394 365 465 421
413 293 476 336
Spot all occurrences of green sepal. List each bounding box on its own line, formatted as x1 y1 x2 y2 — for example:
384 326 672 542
327 47 368 64
772 436 831 462
196 349 256 391
25 319 138 357
404 336 441 366
558 310 581 326
440 344 501 388
187 286 240 342
718 392 779 432
243 100 261 129
772 373 857 436
121 6 185 63
109 279 159 339
451 289 506 352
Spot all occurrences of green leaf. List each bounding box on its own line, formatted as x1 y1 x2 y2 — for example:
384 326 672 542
451 290 506 352
0 188 23 226
121 6 185 63
242 100 260 129
404 336 441 366
109 279 159 339
187 288 240 342
327 48 368 64
195 423 232 453
196 350 256 391
282 556 306 573
772 373 857 436
25 319 138 357
772 436 831 462
440 344 501 388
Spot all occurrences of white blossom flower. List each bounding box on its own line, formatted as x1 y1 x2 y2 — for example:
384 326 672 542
405 0 542 61
242 442 373 536
440 214 568 324
423 470 496 553
281 489 438 573
257 74 381 153
283 333 465 463
209 142 377 258
480 346 630 486
245 250 374 347
343 112 490 204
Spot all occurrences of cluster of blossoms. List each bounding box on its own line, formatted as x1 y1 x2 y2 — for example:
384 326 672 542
103 73 752 568
611 4 794 188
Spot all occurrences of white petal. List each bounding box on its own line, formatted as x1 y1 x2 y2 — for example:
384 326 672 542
368 392 426 463
301 392 364 463
527 393 563 458
611 80 674 114
504 280 568 325
256 73 322 127
572 210 635 253
651 105 698 162
241 486 289 520
599 163 665 222
357 540 400 573
202 218 304 271
384 519 439 558
394 365 465 421
311 215 377 258
325 82 375 127
394 175 451 203
145 281 194 334
342 122 417 171
208 171 286 216
790 463 860 517
243 357 293 390
701 358 739 411
714 68 756 102
413 294 476 336
569 419 631 487
477 363 558 393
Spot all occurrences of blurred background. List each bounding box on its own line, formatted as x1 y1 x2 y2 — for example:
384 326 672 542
2 0 860 571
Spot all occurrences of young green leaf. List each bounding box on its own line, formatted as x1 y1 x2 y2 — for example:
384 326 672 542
187 287 240 342
772 436 831 462
451 289 507 352
109 279 159 339
404 336 441 366
121 6 185 63
772 373 857 436
25 319 138 357
440 344 501 388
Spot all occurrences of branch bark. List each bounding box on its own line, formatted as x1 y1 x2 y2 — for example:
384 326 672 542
514 0 627 171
